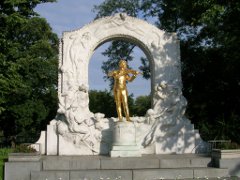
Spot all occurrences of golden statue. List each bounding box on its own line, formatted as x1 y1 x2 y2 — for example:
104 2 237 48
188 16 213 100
108 60 141 122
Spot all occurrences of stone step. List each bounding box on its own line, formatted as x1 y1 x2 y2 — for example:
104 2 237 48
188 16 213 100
133 168 229 180
159 157 212 168
42 156 101 170
6 154 230 180
30 168 229 180
42 155 212 170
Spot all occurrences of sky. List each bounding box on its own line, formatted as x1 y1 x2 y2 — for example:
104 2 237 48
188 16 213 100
35 0 151 98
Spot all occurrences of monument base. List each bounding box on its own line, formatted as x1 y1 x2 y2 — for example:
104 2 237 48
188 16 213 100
33 117 209 155
111 145 141 157
110 121 142 157
5 154 231 180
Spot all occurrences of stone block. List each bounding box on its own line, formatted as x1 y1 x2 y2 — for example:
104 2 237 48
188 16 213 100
31 171 69 180
8 153 41 162
58 134 95 155
31 131 46 154
5 162 41 180
193 168 229 178
133 169 194 180
212 149 240 159
112 122 136 146
159 158 191 168
70 170 132 180
43 156 100 170
159 157 212 168
191 157 212 167
110 149 141 157
43 157 69 170
68 156 101 170
111 122 142 157
46 120 58 155
111 145 142 157
112 145 140 151
219 158 240 177
101 157 159 169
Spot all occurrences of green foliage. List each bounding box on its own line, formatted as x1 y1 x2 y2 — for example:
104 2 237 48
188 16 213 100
93 0 141 18
139 57 151 79
89 90 150 117
214 141 240 150
89 90 117 118
0 148 12 180
0 0 56 17
132 95 151 116
0 0 58 139
177 1 240 143
94 0 240 143
13 144 36 153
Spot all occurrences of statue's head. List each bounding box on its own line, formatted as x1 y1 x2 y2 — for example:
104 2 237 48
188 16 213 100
119 59 127 69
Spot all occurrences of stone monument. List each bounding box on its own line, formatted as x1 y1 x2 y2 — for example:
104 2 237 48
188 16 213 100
34 13 208 156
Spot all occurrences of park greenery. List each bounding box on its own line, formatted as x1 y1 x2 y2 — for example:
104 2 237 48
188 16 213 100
89 90 151 118
0 0 239 149
0 148 12 180
0 0 58 142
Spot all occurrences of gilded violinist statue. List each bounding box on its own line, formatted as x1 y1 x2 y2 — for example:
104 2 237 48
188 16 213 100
108 59 141 122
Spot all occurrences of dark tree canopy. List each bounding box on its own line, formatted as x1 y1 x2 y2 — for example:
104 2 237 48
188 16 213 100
89 90 150 118
89 90 117 118
94 0 240 143
0 0 58 139
132 95 151 117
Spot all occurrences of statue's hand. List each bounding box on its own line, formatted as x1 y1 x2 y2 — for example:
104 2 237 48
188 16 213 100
134 71 142 75
108 70 116 77
107 72 112 77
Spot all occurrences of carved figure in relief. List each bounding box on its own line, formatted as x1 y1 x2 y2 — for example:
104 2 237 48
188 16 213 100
145 109 155 125
94 13 144 37
57 84 93 131
57 85 101 153
68 32 92 86
143 81 188 147
153 80 167 110
108 60 141 122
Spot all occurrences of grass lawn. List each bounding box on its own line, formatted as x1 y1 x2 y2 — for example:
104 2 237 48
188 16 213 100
0 148 12 180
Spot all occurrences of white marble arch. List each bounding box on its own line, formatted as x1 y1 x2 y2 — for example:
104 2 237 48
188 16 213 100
59 13 181 114
35 13 208 155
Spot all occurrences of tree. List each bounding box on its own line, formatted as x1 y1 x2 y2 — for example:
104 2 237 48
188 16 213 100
94 0 240 143
89 90 136 118
132 95 151 116
0 0 58 140
89 90 116 117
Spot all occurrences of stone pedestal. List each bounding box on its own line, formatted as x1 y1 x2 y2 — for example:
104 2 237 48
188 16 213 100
110 121 141 157
46 121 58 155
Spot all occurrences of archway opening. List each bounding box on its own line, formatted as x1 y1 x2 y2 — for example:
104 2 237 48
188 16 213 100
89 38 152 117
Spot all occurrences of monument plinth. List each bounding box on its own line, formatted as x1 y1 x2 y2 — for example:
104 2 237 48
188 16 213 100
111 121 141 157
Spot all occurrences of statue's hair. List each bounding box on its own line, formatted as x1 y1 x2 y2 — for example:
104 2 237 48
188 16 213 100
119 59 127 66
